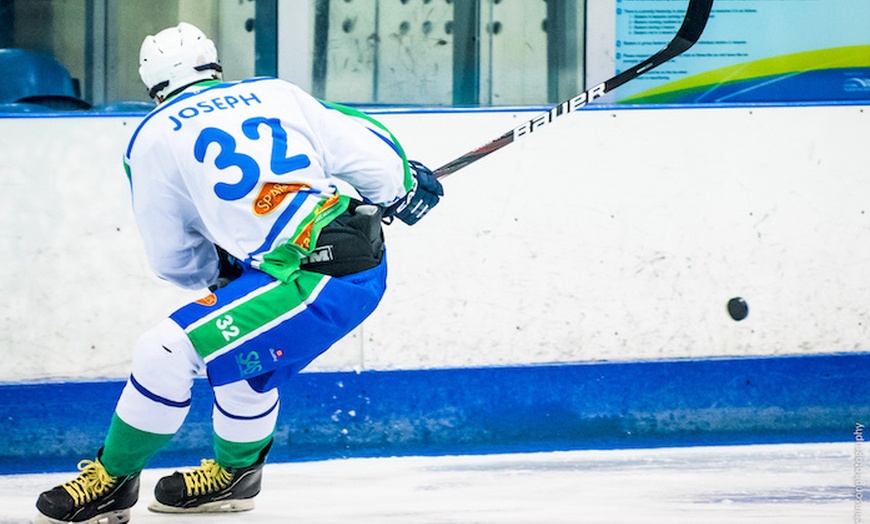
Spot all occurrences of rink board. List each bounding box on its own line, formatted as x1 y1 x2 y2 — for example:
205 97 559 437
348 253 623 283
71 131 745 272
1 352 868 474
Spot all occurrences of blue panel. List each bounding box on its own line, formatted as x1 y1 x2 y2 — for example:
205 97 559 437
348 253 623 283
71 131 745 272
1 353 868 474
667 69 870 104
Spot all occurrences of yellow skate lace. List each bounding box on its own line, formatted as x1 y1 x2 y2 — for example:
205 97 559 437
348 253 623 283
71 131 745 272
182 459 233 496
61 460 116 505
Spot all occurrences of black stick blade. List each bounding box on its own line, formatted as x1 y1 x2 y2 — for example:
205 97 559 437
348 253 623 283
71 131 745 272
606 0 714 92
433 0 715 179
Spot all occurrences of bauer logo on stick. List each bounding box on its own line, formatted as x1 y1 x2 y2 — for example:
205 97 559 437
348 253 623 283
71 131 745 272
513 83 607 139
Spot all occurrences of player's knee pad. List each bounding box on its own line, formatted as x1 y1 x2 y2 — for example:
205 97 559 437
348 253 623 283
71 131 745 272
129 318 203 399
115 319 203 434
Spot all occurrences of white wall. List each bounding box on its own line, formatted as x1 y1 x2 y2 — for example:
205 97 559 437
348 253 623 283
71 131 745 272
1 104 868 383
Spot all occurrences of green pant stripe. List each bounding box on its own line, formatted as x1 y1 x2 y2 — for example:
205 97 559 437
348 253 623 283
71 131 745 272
185 279 281 334
187 271 328 360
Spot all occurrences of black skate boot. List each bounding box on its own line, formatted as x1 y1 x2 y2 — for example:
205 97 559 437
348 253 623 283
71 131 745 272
148 441 271 513
35 455 139 524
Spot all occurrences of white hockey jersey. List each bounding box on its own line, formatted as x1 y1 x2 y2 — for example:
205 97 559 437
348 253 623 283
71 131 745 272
124 78 412 290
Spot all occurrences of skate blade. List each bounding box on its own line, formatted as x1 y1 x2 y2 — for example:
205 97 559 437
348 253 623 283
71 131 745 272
148 498 255 513
34 508 131 524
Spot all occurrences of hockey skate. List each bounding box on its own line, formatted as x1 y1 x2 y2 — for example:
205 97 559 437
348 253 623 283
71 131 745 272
35 456 139 524
148 442 270 513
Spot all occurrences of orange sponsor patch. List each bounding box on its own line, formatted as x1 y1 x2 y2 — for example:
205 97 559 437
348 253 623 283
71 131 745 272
196 294 218 306
253 182 310 216
292 194 342 251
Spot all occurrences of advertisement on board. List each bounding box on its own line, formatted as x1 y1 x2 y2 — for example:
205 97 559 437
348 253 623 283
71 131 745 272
613 0 870 103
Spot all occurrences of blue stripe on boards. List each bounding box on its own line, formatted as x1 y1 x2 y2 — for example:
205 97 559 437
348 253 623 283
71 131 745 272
4 99 866 122
1 352 868 474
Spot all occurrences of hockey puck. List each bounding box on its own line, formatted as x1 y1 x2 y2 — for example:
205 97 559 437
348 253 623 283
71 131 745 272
727 297 748 321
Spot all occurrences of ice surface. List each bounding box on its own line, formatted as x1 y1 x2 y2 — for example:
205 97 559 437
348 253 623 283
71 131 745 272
0 442 855 523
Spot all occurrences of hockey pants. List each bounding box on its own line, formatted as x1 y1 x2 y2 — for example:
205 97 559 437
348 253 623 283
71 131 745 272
100 258 387 477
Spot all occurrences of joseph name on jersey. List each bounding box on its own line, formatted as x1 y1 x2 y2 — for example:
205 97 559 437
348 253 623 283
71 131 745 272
124 77 411 290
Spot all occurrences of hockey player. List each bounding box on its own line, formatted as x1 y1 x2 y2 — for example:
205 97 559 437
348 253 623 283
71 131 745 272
35 22 443 523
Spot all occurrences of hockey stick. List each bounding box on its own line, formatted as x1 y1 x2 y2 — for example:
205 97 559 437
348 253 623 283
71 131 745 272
433 0 714 179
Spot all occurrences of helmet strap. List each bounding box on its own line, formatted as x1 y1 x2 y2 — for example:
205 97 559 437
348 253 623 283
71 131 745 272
148 81 170 99
150 63 223 101
195 62 223 74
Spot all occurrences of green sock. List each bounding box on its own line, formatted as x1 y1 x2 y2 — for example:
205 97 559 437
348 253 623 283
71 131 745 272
214 433 273 469
100 413 173 477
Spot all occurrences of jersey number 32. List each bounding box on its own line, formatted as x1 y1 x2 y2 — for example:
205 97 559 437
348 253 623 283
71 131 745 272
194 116 311 201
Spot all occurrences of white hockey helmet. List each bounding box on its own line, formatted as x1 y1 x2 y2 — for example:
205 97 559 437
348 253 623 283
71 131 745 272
139 22 222 101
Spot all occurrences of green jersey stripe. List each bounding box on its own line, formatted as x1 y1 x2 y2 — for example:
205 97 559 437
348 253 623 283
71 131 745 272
320 100 413 192
257 194 349 283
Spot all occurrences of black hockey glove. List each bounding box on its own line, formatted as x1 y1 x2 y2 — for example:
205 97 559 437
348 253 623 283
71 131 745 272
209 245 244 292
385 160 444 225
